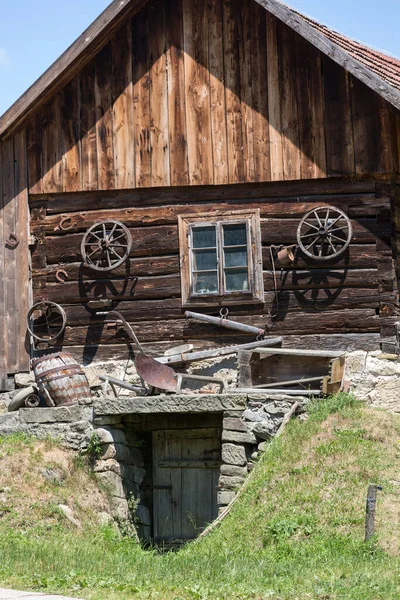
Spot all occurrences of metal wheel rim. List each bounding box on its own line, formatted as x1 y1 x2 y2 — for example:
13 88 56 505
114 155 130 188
81 220 132 271
296 206 352 261
27 301 67 342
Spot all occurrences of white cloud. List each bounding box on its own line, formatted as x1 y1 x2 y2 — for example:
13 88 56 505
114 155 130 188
0 48 10 68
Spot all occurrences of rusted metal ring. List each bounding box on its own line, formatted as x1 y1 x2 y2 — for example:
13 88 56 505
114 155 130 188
220 307 229 319
55 269 68 283
6 232 19 248
26 301 67 343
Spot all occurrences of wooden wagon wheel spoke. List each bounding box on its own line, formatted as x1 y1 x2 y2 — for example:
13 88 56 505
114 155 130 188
297 206 352 262
81 220 132 272
329 233 348 243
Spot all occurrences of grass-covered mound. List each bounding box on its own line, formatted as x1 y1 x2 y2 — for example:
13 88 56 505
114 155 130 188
0 394 399 600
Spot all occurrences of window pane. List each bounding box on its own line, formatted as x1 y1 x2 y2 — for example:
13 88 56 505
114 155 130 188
225 269 249 292
193 250 217 271
224 247 248 268
223 223 247 246
194 272 219 295
192 226 216 248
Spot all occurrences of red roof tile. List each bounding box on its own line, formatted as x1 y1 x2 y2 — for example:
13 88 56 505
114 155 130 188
291 7 400 93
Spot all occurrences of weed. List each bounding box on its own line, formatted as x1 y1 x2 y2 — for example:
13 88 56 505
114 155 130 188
85 432 102 461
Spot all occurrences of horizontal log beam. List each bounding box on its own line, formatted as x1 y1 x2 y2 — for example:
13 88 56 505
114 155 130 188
34 194 387 233
29 179 378 213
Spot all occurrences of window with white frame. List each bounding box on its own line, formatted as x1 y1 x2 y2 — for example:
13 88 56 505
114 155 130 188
178 210 264 306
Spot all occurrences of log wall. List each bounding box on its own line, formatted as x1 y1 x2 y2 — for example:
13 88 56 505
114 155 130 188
25 0 399 195
30 178 399 364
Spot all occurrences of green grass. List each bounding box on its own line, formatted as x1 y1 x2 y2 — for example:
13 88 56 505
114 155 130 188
0 394 400 600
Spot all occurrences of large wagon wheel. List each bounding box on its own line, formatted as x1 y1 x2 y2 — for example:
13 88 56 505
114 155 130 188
297 206 352 261
81 221 132 272
27 301 67 343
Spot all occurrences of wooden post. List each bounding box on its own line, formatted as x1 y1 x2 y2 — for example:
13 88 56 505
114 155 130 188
365 484 382 541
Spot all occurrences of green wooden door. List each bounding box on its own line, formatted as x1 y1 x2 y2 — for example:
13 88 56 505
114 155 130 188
153 428 220 544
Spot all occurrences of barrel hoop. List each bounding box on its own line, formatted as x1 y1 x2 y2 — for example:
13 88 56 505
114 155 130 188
32 353 75 368
41 373 89 385
35 365 84 379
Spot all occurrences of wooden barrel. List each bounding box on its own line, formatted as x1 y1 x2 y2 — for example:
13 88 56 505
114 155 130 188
32 352 91 407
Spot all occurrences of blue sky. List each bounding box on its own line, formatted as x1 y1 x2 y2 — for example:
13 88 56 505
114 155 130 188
0 0 399 116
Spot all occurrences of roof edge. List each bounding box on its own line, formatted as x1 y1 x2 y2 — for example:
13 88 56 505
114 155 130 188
256 0 400 113
0 0 147 139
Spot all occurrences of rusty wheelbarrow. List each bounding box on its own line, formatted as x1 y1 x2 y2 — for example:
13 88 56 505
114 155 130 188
97 311 226 394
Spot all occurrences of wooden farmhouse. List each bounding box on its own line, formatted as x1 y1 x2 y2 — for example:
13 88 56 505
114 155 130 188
1 0 400 388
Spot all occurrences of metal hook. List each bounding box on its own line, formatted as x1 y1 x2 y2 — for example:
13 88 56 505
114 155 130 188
220 307 229 319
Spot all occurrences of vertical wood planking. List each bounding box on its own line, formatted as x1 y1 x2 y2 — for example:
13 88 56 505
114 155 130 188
112 21 135 189
295 35 326 179
221 0 244 184
237 0 254 182
208 0 228 185
2 139 16 373
307 45 327 178
165 0 189 186
350 75 379 175
132 5 152 187
251 0 270 182
13 130 30 371
94 43 115 190
278 21 301 181
148 0 170 187
80 61 98 191
62 76 81 192
322 57 355 176
41 95 63 193
0 144 5 385
26 114 43 195
183 0 213 184
266 13 283 181
377 96 396 174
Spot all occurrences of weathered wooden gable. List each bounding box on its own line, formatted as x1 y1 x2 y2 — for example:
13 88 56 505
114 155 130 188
25 0 399 196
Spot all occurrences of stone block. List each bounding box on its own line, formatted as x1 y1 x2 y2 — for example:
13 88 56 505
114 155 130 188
94 415 122 426
217 491 236 505
100 443 132 463
220 464 248 477
15 372 35 388
263 402 291 415
94 458 121 475
221 429 256 444
94 393 246 415
19 406 93 424
222 417 247 432
242 409 265 422
95 427 127 445
71 420 90 432
221 443 247 466
219 475 246 490
258 441 268 452
108 495 130 520
223 410 244 418
248 419 275 440
96 470 125 498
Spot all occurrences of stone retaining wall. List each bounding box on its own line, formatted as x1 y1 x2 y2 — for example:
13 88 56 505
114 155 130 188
0 392 304 540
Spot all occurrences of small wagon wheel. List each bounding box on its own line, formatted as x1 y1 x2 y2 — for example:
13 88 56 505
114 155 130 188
27 301 67 343
81 220 132 272
297 206 352 261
